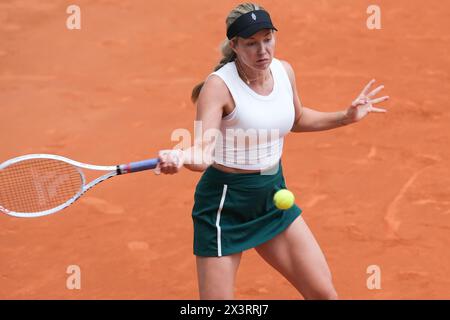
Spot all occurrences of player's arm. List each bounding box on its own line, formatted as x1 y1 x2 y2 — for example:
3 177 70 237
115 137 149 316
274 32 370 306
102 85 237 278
182 75 227 172
281 60 349 133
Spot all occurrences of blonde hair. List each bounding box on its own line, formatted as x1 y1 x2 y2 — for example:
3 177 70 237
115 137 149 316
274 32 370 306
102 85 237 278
190 3 266 104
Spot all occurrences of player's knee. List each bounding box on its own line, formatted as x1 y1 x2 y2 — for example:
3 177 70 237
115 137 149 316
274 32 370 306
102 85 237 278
303 283 338 300
319 287 338 300
199 288 234 300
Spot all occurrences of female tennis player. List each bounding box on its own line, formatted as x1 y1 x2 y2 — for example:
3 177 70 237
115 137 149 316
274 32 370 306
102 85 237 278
157 3 389 300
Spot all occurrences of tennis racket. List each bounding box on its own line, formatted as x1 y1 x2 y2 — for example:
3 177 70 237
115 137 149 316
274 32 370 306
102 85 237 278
0 154 160 218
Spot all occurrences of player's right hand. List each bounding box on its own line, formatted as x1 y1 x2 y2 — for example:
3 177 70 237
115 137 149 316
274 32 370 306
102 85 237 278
156 149 184 175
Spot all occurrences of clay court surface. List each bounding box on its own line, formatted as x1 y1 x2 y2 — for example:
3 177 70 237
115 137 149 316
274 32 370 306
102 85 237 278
1 0 449 299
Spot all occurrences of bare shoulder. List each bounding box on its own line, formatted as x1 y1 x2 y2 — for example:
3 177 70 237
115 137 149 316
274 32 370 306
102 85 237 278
198 73 234 115
199 74 230 104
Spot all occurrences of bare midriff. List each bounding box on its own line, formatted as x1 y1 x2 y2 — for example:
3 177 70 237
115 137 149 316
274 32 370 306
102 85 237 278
211 162 278 174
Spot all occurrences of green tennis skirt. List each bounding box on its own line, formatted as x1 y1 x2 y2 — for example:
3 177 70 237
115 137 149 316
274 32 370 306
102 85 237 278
192 161 302 257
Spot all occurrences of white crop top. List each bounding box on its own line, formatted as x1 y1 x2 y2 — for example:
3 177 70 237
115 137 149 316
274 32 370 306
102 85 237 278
207 57 295 170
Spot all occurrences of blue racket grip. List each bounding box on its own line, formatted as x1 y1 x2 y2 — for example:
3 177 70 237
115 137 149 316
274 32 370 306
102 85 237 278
117 158 160 175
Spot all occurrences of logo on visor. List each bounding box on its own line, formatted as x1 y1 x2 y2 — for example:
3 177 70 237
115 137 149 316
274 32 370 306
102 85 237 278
251 13 257 20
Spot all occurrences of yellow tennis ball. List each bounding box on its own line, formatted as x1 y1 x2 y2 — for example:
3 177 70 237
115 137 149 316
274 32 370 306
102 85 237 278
273 189 295 210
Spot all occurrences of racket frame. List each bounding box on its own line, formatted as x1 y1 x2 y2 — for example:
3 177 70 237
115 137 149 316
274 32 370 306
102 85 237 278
0 154 158 218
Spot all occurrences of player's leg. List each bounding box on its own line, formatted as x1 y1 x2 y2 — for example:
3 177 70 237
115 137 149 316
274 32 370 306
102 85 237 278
196 252 242 299
255 216 338 300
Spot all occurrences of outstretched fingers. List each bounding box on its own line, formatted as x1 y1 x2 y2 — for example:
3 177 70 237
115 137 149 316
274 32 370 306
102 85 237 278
367 85 385 98
359 79 376 97
369 95 389 104
352 79 389 114
370 106 387 113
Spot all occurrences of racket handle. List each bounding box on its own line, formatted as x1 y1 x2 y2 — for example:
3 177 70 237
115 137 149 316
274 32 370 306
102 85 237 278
117 158 160 174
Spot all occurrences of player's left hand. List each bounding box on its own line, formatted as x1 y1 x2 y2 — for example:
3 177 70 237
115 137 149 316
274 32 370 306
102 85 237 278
344 79 389 124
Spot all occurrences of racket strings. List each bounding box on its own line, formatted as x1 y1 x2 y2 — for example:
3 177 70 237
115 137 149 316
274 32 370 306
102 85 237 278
0 158 83 214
